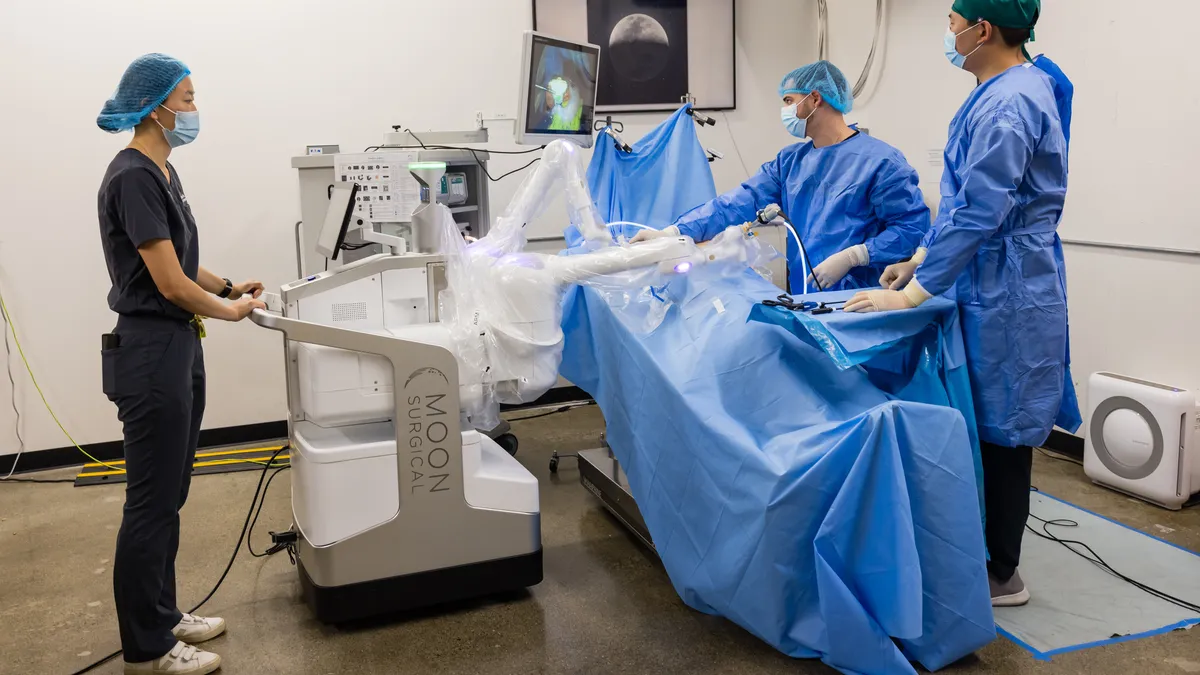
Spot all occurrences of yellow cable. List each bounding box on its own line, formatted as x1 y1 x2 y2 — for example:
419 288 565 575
83 444 288 468
0 291 126 473
78 458 290 479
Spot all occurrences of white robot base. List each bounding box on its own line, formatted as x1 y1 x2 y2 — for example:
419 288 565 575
290 423 542 622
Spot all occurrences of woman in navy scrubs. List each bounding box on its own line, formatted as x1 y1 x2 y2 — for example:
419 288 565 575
96 53 265 675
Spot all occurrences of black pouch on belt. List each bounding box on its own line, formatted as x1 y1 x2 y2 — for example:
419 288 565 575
100 332 120 397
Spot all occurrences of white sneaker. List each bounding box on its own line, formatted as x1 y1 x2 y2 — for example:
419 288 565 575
124 641 221 674
171 613 226 644
990 569 1031 607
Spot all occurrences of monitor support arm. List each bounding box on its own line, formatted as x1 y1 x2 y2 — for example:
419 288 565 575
350 214 407 256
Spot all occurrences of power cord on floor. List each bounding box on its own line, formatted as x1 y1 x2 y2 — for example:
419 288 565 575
71 446 291 674
505 401 595 423
1036 446 1082 465
247 464 293 559
1024 509 1200 615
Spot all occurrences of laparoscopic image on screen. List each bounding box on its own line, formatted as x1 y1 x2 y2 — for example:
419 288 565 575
527 42 597 134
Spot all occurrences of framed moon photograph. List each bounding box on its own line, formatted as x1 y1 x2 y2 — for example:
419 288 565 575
532 0 736 113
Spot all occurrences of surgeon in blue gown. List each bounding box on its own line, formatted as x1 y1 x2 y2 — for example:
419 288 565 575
632 61 930 292
845 0 1080 610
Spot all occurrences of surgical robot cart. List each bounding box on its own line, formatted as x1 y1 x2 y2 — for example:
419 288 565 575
254 161 541 622
254 140 736 622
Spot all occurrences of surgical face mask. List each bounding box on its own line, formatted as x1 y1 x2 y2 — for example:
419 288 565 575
781 94 816 139
944 23 984 69
156 105 200 148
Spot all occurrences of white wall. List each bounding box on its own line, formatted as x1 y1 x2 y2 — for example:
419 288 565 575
0 0 813 455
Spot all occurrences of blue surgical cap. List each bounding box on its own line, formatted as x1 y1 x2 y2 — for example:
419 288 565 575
778 60 853 115
96 54 191 133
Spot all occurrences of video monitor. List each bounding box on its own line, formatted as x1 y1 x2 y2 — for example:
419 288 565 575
516 31 601 148
315 183 359 261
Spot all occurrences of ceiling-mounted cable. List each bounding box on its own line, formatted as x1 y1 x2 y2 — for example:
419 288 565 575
814 0 886 98
852 0 885 98
817 0 829 60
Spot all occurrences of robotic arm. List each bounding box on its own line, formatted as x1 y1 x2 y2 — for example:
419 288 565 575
542 236 698 284
481 140 611 255
441 141 784 416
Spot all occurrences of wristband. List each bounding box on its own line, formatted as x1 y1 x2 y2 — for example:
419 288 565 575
218 278 233 299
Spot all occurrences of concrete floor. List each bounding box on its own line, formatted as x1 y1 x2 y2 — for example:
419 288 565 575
3 406 1200 675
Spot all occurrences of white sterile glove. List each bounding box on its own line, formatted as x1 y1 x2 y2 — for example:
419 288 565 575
630 225 680 244
808 244 868 289
844 278 933 314
879 247 927 290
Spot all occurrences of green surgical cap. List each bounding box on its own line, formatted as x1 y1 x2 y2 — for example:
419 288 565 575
952 0 1039 56
952 0 1039 34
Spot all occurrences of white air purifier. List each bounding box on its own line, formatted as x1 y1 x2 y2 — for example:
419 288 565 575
1084 372 1198 510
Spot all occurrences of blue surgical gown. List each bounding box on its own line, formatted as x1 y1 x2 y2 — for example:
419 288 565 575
916 62 1077 449
672 131 931 292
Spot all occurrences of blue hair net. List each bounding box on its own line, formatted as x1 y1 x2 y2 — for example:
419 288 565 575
96 54 191 133
778 60 853 114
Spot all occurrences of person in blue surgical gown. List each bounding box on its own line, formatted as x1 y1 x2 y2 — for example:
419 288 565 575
631 61 930 292
844 0 1080 610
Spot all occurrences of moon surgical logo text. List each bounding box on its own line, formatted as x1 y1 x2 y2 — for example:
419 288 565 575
403 367 453 495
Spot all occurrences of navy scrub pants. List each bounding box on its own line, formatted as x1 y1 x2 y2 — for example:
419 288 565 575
102 315 205 663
